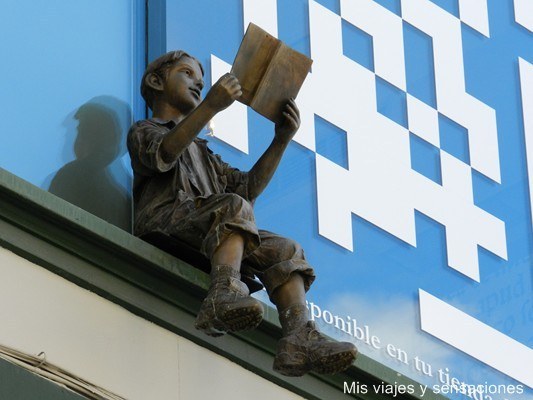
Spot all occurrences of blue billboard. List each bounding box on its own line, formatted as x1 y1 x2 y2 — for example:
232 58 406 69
160 0 532 398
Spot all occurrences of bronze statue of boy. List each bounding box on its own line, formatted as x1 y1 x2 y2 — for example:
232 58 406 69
128 50 357 376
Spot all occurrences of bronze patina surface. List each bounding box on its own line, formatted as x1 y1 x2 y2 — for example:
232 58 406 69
128 49 356 376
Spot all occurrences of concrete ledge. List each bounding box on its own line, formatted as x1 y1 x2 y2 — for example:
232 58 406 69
0 168 447 400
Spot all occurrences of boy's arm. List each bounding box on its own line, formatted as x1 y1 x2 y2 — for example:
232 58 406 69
247 99 300 201
160 74 241 163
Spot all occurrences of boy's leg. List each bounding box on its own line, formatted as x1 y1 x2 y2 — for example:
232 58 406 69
270 274 357 376
169 194 264 336
270 273 307 335
144 193 263 336
211 231 244 270
244 231 357 376
165 193 260 260
195 230 264 337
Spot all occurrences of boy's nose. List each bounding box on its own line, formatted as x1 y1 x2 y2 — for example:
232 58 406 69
196 80 205 91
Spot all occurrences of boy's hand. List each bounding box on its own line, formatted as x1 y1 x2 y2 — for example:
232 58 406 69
275 99 300 144
204 73 242 113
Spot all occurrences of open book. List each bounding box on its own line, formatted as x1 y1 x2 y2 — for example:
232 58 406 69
231 23 313 124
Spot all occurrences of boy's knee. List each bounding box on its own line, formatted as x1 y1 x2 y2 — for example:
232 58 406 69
284 238 303 258
271 237 304 260
218 193 254 219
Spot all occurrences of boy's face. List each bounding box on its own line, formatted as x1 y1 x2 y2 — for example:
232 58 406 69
161 56 204 114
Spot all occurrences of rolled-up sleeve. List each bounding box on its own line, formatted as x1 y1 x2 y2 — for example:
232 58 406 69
127 121 177 175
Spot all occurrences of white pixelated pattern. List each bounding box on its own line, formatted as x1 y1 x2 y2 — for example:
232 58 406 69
211 0 507 282
419 289 533 387
514 0 533 32
519 58 533 251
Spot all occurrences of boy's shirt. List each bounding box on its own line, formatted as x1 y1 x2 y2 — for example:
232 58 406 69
127 118 249 235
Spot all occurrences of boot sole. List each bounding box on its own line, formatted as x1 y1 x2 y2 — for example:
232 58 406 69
310 348 357 375
220 303 264 332
273 348 357 377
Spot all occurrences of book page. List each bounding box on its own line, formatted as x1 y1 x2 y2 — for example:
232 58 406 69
250 44 313 124
231 24 279 104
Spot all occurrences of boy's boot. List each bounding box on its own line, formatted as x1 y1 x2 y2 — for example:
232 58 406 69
195 264 264 337
273 305 357 376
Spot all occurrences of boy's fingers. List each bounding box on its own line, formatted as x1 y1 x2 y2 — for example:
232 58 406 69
216 73 238 87
285 103 297 116
221 80 240 95
286 100 300 118
228 82 241 90
229 86 242 97
285 104 300 122
283 112 298 127
293 100 300 117
224 74 239 84
218 74 230 83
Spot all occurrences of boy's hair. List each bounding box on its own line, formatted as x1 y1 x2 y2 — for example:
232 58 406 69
141 50 204 110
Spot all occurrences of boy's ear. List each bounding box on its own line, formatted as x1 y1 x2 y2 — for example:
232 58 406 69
145 72 164 91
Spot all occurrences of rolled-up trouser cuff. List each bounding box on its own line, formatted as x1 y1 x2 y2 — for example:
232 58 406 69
244 259 315 301
202 220 260 260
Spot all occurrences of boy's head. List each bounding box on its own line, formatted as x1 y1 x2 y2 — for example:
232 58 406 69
141 50 204 111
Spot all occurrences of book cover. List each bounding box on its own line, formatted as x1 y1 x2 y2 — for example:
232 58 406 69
231 23 313 124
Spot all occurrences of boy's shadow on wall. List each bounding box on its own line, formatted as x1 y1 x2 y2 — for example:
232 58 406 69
49 96 132 231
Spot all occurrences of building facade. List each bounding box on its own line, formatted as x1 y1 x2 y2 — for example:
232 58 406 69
0 0 531 399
